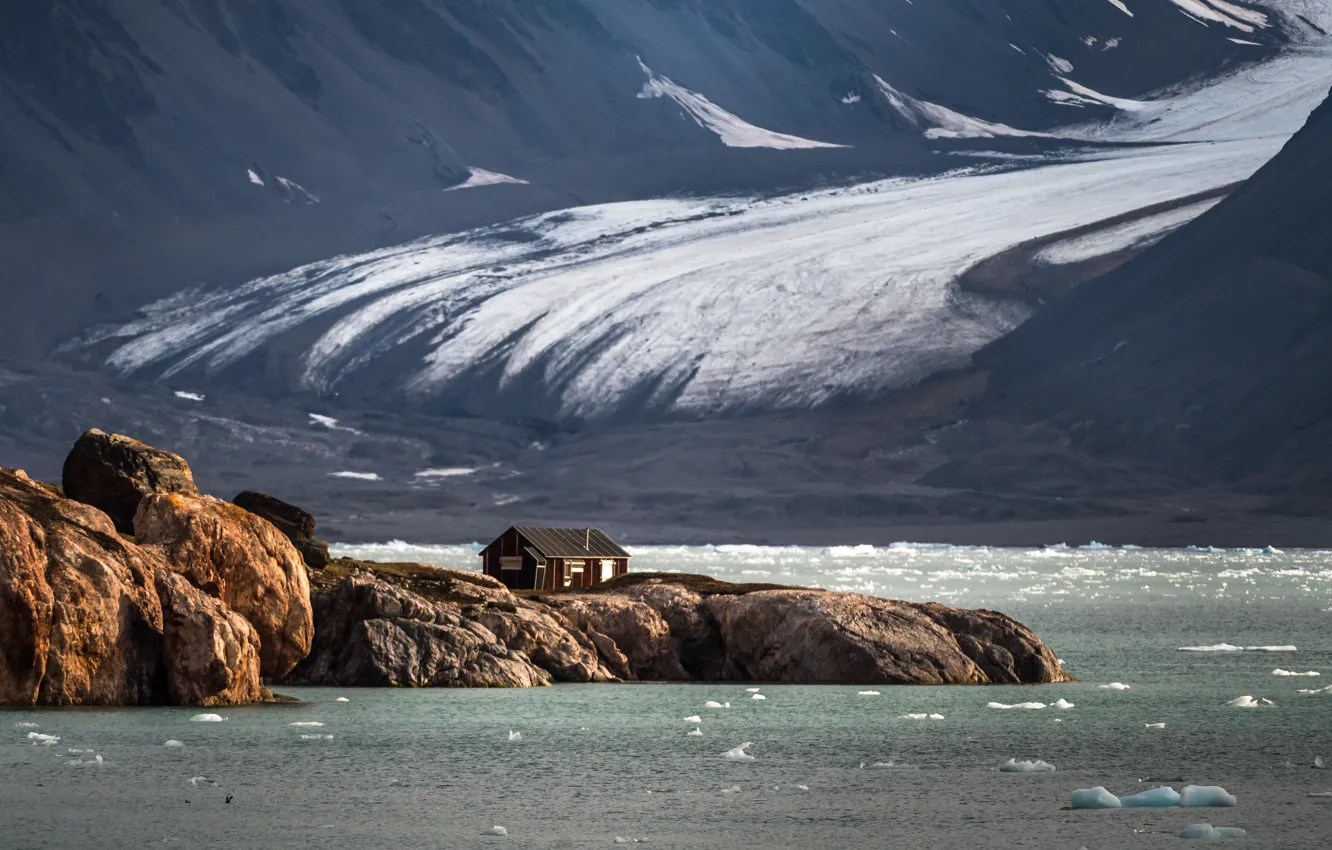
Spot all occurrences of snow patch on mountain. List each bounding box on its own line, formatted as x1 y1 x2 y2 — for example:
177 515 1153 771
875 76 1052 139
446 168 529 191
1105 0 1135 16
636 59 844 150
1167 0 1268 31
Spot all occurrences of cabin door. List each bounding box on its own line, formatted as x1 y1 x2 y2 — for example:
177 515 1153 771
533 564 547 590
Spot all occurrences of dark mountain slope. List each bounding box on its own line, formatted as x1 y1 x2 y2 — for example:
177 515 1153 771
0 0 1273 360
973 85 1332 490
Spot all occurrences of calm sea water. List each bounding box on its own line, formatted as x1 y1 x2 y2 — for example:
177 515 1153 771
4 544 1331 849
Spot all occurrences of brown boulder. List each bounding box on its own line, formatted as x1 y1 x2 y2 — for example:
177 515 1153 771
134 494 314 679
543 595 687 681
0 468 264 706
156 569 267 706
61 429 198 534
285 572 550 687
232 491 330 569
473 600 618 683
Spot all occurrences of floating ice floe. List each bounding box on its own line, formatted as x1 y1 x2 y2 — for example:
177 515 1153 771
1226 695 1275 708
290 721 325 727
163 740 185 748
190 713 225 722
687 727 703 737
1179 824 1246 840
987 701 1047 710
1145 723 1167 729
27 732 60 745
1309 791 1332 798
704 701 730 709
899 713 945 720
1120 786 1181 807
869 761 919 770
857 690 880 696
1298 685 1332 694
1315 756 1325 769
751 694 767 701
613 837 648 845
482 826 508 836
13 722 38 728
1273 669 1319 677
66 754 105 767
721 785 742 794
335 697 350 702
745 688 761 693
508 730 522 742
1181 785 1238 807
683 715 702 724
722 742 755 762
1071 786 1122 809
999 758 1056 773
1179 644 1296 652
1052 699 1075 710
188 776 217 787
1098 683 1131 691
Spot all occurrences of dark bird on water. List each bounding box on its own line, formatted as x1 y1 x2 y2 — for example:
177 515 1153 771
225 795 233 804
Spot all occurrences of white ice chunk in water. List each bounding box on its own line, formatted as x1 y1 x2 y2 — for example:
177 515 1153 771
190 713 225 722
899 713 945 720
869 761 919 770
27 732 60 743
1145 722 1166 729
1120 786 1182 807
751 694 766 701
188 776 217 787
857 690 880 696
1071 787 1122 809
1226 695 1273 708
745 687 761 693
704 701 730 709
722 742 755 761
999 758 1056 773
1052 699 1075 709
163 740 185 748
1179 644 1296 652
683 715 702 724
1315 756 1325 769
1179 823 1246 839
987 701 1047 710
1180 785 1238 807
687 727 703 737
1098 682 1131 690
508 730 522 742
14 722 39 728
290 721 325 727
335 697 351 702
482 826 508 836
1273 669 1319 676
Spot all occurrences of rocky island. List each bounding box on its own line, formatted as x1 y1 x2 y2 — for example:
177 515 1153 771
0 431 1069 705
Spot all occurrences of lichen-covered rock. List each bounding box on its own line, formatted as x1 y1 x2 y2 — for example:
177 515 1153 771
0 468 266 706
285 572 551 688
156 569 266 706
232 491 330 569
543 595 687 681
134 493 314 679
61 429 198 534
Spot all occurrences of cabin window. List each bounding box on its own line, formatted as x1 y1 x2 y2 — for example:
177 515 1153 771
500 557 522 571
565 560 585 587
600 560 616 581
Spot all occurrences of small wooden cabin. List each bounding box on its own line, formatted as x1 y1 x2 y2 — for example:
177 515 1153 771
480 526 631 591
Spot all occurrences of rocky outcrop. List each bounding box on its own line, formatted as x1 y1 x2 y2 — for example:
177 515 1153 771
61 429 198 534
232 491 330 570
285 572 551 688
0 468 267 706
544 596 689 681
134 494 314 680
156 569 266 706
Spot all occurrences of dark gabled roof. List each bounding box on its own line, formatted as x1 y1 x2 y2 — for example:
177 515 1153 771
513 527 630 559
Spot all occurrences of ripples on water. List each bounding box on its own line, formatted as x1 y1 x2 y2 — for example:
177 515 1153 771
4 544 1330 849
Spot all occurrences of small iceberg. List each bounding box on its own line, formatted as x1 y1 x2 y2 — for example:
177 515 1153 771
482 826 508 836
1098 682 1131 691
290 721 325 727
1273 669 1319 677
335 697 351 702
13 722 38 728
27 732 60 744
1120 786 1181 807
899 713 946 720
987 701 1046 710
704 701 730 709
720 785 741 794
1179 824 1246 839
508 730 522 742
1071 787 1122 809
868 761 919 770
1226 695 1274 708
1052 699 1075 710
999 758 1056 773
751 694 766 701
1308 791 1332 798
188 776 217 787
683 715 702 724
66 754 105 767
745 687 761 693
1298 685 1332 694
1179 643 1296 652
190 713 225 722
1180 785 1237 807
721 742 755 762
857 690 880 696
1144 723 1166 729
163 740 185 748
687 727 703 737
1315 756 1325 769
